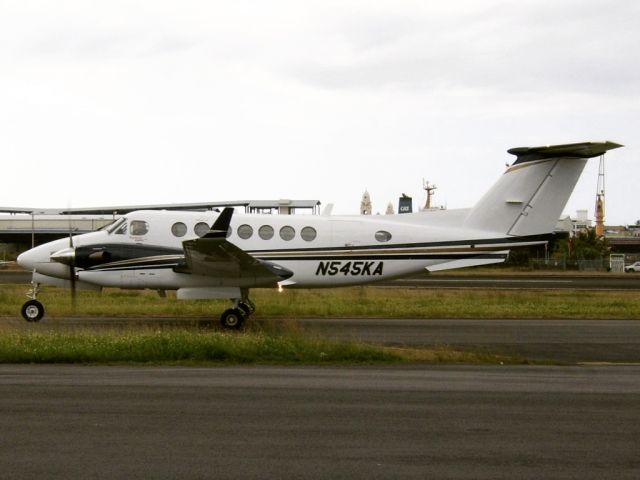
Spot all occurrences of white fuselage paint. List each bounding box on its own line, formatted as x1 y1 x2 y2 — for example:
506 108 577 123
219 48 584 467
15 143 622 303
18 209 517 291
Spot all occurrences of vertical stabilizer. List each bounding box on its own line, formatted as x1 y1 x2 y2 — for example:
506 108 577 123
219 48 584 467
463 142 622 237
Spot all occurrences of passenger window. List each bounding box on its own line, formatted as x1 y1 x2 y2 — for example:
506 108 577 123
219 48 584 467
237 224 253 239
375 230 392 242
171 222 187 238
280 226 295 241
226 226 233 238
130 221 149 236
194 222 210 238
259 225 274 240
301 226 317 242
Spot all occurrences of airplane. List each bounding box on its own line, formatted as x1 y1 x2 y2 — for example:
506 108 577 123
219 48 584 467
16 141 623 329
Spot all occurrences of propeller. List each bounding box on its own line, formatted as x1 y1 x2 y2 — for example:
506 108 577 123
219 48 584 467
67 213 77 310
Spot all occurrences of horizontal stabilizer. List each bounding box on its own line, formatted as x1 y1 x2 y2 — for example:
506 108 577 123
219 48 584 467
507 141 622 164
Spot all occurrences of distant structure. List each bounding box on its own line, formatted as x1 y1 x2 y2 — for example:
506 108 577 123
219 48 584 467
595 155 606 237
0 199 321 249
398 194 412 214
555 210 593 237
385 202 394 215
422 179 438 210
360 190 372 215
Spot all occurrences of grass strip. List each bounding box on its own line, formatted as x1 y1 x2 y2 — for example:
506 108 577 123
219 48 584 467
1 286 639 319
0 328 523 365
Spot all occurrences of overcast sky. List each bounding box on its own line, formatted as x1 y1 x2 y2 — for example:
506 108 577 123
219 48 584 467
1 0 637 224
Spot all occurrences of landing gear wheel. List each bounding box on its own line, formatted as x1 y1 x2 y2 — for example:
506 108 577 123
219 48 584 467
220 308 245 330
21 300 45 322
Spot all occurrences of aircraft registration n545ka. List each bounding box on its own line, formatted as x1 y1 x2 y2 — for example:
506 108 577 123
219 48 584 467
17 141 622 328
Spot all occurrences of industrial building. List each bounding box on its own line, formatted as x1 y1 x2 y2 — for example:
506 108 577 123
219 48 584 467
0 200 321 254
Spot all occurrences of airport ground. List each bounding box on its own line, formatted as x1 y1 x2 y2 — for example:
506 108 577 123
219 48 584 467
1 364 639 479
1 270 639 478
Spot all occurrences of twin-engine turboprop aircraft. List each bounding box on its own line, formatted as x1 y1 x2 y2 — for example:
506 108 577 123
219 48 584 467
17 141 622 328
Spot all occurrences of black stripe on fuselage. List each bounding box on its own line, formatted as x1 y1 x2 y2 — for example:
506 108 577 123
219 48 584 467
76 234 540 272
82 253 507 272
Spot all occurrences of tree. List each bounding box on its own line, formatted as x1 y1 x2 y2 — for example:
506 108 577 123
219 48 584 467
553 228 610 264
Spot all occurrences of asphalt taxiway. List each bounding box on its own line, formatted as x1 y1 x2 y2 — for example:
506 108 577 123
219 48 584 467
1 364 639 479
2 269 639 477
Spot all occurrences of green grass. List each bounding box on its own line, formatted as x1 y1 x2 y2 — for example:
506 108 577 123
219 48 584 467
0 284 636 365
1 285 639 319
0 327 524 365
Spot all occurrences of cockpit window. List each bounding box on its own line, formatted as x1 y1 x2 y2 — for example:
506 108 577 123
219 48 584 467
105 217 126 234
114 220 128 235
130 220 149 236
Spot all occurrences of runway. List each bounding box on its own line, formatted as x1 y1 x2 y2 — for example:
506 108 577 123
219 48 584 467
3 270 639 476
1 364 639 479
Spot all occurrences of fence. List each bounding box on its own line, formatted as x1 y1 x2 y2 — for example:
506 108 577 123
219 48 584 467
529 257 608 271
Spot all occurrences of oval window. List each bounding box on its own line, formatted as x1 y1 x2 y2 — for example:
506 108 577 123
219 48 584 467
171 222 187 238
226 226 233 238
237 224 253 239
194 222 210 238
375 230 392 242
280 226 295 241
301 226 317 242
258 225 274 240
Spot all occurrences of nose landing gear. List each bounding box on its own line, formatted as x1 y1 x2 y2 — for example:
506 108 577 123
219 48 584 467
21 281 44 322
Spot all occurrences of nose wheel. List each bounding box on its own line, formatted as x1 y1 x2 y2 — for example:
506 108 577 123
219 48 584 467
21 280 45 322
21 299 45 322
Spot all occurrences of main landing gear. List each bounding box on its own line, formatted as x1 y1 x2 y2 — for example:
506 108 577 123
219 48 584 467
21 281 44 322
220 292 256 330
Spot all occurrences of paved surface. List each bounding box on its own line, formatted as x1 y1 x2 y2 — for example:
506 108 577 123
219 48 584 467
3 316 640 364
383 273 640 290
298 318 640 364
0 365 639 479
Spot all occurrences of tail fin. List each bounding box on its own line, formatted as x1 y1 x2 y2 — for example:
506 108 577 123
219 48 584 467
464 141 622 236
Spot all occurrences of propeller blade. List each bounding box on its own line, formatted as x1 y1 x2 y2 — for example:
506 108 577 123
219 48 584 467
68 214 77 311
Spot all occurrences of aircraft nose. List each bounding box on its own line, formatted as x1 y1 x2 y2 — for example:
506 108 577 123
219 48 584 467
17 249 37 270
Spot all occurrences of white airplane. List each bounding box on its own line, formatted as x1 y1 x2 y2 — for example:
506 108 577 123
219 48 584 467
17 141 622 328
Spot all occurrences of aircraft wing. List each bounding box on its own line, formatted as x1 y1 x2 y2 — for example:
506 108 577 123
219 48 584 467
177 208 293 282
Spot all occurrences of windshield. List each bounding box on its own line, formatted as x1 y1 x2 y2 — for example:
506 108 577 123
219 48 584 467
104 217 127 234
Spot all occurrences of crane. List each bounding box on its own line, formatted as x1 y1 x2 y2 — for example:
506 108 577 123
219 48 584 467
595 155 605 237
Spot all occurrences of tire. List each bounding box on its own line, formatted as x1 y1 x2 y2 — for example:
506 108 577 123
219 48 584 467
21 300 45 322
220 308 245 330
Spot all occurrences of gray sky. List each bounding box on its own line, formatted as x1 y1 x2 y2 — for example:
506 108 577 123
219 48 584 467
1 0 638 224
